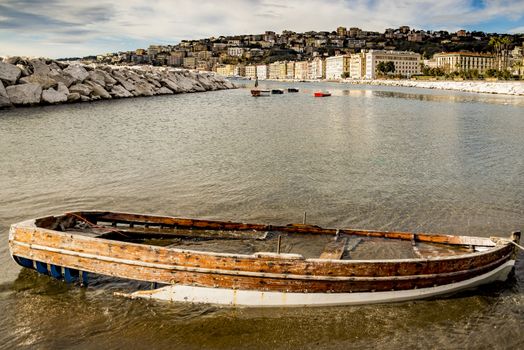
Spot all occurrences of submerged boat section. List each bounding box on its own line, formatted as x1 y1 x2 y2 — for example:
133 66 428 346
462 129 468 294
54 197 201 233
8 211 520 307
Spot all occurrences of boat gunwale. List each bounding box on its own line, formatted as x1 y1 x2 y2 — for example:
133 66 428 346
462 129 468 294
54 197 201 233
9 211 512 266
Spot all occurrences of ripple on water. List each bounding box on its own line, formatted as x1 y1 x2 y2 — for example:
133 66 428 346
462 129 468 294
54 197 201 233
0 83 523 349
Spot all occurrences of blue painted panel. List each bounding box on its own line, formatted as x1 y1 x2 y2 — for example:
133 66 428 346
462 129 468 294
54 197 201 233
81 271 88 286
50 265 62 279
64 268 79 283
35 261 49 275
13 256 34 269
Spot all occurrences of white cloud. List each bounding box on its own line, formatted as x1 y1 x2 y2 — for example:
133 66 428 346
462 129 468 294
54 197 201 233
509 26 524 34
0 0 523 58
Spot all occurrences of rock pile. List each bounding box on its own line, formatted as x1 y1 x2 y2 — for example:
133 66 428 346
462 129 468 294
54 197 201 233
0 56 236 109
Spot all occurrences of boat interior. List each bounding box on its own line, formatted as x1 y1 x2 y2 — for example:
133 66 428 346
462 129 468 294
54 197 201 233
31 212 496 261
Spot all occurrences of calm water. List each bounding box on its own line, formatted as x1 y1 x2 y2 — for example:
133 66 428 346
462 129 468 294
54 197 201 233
0 81 523 349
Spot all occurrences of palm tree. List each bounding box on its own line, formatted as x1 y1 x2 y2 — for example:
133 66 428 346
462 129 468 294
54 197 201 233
500 36 513 70
489 36 513 70
489 36 503 70
512 60 523 78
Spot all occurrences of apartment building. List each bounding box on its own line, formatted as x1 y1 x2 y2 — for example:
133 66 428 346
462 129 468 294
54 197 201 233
256 64 268 79
245 65 257 79
216 64 236 76
433 52 495 73
308 57 325 79
269 61 287 79
286 61 295 79
325 55 351 79
294 61 309 80
365 50 421 79
349 52 366 79
227 47 244 57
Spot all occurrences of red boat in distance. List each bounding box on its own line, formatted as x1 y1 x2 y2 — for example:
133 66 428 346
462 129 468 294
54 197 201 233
314 91 331 97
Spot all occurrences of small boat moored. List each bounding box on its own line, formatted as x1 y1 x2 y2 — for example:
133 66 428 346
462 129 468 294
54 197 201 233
8 211 521 307
287 88 299 93
314 91 331 97
271 89 284 94
251 89 270 97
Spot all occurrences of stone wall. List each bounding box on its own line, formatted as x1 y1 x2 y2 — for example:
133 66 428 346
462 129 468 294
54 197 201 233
0 56 236 109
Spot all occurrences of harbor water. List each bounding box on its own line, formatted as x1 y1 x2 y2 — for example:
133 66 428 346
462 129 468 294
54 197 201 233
0 81 523 349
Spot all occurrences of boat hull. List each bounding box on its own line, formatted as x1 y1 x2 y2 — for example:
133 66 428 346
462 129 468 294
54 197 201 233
118 260 515 306
8 211 520 307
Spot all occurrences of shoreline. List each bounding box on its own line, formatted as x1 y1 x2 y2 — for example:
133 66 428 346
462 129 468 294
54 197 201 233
342 79 524 96
257 78 524 96
0 57 236 109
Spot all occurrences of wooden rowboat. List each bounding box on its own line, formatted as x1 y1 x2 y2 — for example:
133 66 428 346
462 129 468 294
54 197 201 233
9 211 520 307
251 89 270 97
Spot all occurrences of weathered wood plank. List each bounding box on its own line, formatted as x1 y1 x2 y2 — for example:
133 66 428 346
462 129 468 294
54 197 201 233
10 226 514 279
320 238 348 259
10 243 512 293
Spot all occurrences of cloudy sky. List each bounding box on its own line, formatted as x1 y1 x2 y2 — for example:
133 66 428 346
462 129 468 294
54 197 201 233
1 0 523 58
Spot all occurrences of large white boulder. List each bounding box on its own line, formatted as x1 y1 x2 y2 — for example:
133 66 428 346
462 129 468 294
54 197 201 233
63 64 89 83
29 59 51 75
6 83 42 105
132 80 155 96
0 61 22 85
42 83 68 104
112 71 136 91
20 73 57 89
67 92 81 102
49 69 76 87
156 86 173 95
110 85 133 98
160 76 182 92
86 81 111 99
69 83 92 96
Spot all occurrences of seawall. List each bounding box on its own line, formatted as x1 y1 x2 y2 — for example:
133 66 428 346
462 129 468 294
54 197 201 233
0 57 236 109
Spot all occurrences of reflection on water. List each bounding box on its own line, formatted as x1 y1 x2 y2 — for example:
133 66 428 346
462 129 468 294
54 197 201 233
370 89 524 106
0 81 523 349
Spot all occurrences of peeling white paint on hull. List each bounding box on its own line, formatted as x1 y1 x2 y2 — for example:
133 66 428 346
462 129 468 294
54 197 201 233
117 260 515 307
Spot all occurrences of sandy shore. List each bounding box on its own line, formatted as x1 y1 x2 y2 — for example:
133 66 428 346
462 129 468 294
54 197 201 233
342 79 524 96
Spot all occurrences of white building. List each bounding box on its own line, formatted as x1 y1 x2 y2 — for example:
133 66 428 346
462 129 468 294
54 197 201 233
256 64 268 79
245 65 257 79
325 55 351 80
365 50 421 79
308 57 325 80
294 61 309 80
433 52 495 73
227 47 244 57
349 52 366 79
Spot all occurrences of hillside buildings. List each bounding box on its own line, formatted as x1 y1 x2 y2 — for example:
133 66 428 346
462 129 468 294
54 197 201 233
90 25 521 81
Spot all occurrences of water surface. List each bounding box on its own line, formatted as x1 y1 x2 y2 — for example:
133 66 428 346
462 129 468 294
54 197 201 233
0 81 523 349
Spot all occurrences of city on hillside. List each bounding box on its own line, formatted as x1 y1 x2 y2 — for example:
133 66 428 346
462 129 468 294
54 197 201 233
87 26 524 80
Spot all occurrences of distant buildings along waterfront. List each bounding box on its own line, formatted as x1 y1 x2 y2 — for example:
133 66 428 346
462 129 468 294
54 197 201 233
85 25 523 80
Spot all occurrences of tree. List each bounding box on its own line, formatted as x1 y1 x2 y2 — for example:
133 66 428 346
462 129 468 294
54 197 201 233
376 61 387 75
376 61 395 76
512 60 523 78
489 36 513 70
385 61 396 73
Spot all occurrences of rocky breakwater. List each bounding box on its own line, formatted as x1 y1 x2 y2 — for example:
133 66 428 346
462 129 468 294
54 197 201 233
0 56 236 109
